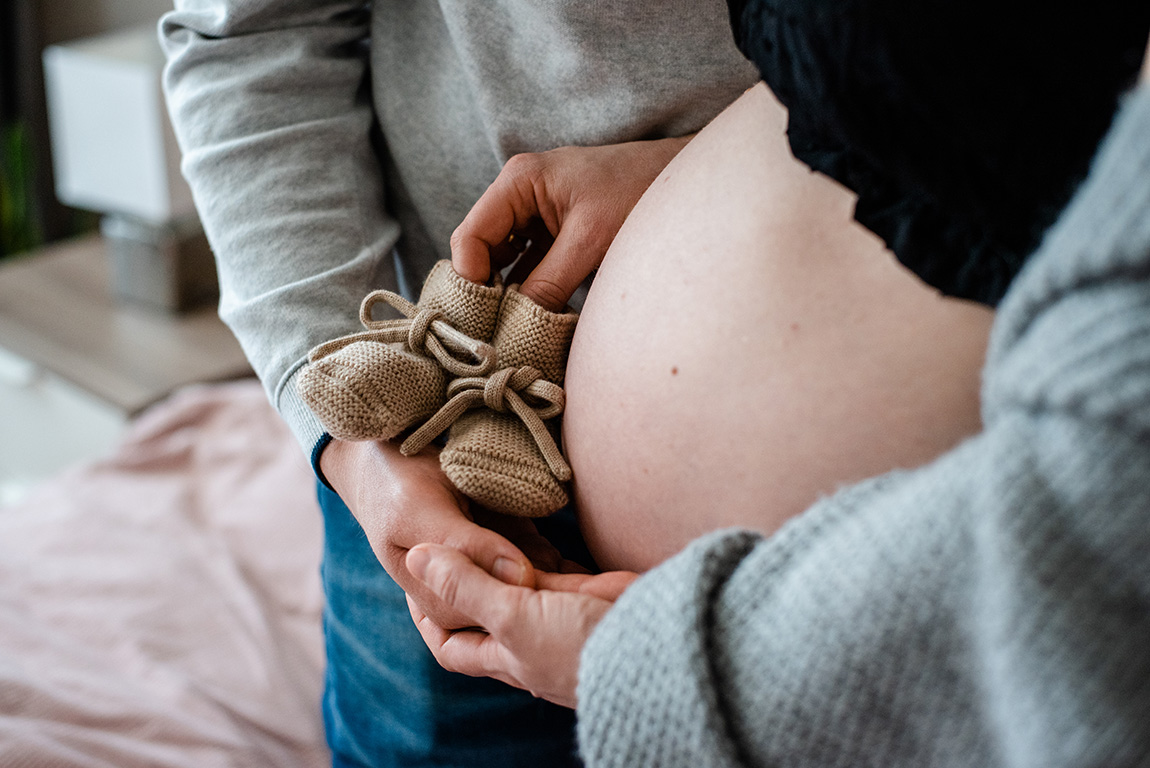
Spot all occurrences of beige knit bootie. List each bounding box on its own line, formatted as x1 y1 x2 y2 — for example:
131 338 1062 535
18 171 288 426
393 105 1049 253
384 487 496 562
297 261 503 442
401 285 579 517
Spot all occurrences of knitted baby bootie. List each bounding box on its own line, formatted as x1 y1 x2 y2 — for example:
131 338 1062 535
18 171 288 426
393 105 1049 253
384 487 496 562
401 285 578 517
297 260 503 442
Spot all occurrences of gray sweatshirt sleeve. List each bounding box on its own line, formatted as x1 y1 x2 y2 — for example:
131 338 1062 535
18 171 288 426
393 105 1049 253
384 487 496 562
161 0 401 456
578 86 1150 768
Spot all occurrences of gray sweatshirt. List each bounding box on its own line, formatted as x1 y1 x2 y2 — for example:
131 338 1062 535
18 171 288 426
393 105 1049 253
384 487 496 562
578 86 1150 767
160 0 758 457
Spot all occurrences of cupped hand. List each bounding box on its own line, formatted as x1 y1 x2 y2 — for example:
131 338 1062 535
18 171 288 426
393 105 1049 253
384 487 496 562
450 136 694 311
405 543 639 708
320 437 567 629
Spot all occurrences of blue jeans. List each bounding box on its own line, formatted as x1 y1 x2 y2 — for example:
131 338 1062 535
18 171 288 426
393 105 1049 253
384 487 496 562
317 482 586 767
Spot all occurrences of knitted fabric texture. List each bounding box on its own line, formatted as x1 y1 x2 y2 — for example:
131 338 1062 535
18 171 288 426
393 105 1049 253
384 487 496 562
296 261 502 441
440 286 579 517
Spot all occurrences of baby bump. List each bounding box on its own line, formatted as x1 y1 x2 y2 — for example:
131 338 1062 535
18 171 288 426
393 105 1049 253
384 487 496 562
563 85 993 572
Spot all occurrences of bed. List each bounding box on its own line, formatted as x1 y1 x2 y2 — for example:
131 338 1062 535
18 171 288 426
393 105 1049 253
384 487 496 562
0 380 330 767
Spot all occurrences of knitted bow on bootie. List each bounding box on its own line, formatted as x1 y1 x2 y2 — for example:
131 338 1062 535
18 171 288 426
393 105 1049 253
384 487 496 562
299 262 578 518
297 260 502 442
434 285 578 518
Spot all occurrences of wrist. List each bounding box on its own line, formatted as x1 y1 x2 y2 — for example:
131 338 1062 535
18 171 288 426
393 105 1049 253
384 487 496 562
318 437 366 497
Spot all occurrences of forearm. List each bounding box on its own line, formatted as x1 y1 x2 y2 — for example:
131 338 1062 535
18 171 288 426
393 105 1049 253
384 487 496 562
162 0 400 453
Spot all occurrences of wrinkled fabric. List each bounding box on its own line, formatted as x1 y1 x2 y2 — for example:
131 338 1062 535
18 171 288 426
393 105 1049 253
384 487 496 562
728 0 1150 305
0 382 327 768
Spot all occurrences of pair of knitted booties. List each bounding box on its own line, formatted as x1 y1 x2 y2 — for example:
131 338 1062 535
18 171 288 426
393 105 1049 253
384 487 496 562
298 260 578 518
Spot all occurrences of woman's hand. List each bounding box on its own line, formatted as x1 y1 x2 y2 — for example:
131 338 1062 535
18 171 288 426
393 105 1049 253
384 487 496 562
450 136 693 311
405 543 639 708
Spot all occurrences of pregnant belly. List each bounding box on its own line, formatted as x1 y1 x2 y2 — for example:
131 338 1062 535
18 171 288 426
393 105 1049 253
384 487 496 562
562 85 992 572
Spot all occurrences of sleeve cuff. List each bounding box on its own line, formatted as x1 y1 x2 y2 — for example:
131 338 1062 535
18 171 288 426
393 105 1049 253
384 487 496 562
275 360 334 487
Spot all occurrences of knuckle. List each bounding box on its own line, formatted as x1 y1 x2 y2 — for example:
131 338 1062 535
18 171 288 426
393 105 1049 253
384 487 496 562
449 226 467 250
442 526 491 559
503 152 542 178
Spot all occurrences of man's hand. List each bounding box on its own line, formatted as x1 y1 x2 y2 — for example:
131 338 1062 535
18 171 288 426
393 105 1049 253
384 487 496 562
405 543 639 708
451 136 693 311
321 438 560 629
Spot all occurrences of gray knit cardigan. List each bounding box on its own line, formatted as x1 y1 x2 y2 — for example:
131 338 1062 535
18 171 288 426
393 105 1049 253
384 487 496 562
578 86 1150 768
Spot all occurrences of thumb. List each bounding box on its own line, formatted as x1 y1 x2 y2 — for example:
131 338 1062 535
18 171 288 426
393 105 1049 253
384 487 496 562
441 522 537 589
518 212 609 312
407 543 526 629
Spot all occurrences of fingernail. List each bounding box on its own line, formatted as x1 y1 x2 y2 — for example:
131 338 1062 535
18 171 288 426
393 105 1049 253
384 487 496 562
406 547 431 581
493 556 527 586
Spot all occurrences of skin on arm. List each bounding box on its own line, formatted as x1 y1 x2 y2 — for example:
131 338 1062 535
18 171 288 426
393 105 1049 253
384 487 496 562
564 83 995 572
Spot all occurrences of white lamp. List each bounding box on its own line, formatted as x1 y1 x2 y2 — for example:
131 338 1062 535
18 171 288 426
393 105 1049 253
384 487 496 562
43 24 214 312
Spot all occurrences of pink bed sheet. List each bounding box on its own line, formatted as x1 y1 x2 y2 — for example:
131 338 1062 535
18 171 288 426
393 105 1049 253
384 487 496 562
0 380 329 767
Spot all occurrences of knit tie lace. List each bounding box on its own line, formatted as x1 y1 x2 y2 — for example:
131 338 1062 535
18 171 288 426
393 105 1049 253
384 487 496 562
400 365 572 482
307 289 498 378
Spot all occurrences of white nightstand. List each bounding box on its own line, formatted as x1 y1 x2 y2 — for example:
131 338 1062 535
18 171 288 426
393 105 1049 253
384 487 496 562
0 234 252 504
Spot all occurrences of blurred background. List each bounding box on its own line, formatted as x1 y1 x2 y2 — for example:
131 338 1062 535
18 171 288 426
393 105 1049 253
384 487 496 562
0 0 251 505
3 0 174 251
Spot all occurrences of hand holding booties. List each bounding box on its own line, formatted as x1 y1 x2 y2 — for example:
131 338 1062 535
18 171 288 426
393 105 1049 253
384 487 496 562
299 261 578 517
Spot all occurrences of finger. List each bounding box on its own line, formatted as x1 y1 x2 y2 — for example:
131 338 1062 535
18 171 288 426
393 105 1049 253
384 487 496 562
579 571 641 601
395 497 536 589
439 520 537 589
470 509 565 573
406 594 450 647
517 211 609 311
408 594 522 685
389 497 534 626
536 569 640 601
451 155 556 283
407 543 527 636
438 627 524 686
533 571 595 592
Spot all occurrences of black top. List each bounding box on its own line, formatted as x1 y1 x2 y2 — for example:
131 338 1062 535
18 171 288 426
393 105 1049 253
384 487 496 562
728 0 1150 305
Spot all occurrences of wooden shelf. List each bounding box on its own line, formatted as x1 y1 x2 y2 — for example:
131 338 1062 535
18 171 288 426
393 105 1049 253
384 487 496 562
0 234 252 415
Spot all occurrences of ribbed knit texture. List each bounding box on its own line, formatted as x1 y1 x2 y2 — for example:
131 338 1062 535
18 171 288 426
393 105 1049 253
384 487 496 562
296 261 502 442
441 286 579 517
577 87 1150 767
